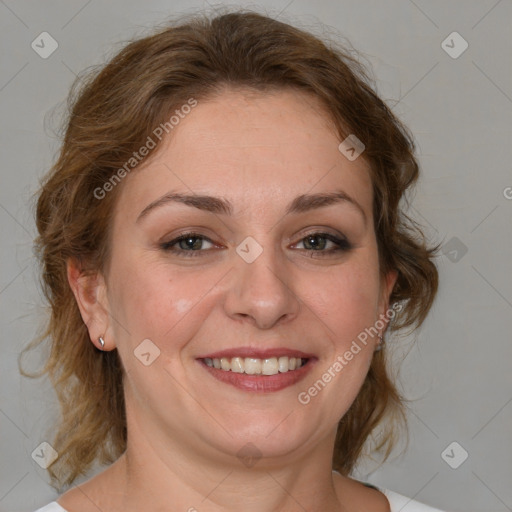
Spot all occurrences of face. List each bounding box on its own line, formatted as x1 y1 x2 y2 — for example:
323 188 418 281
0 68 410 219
88 88 396 467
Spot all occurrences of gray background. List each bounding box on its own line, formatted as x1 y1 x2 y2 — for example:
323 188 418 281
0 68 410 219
1 1 511 511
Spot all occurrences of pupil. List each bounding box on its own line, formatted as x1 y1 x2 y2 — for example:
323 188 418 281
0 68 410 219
181 237 201 250
306 235 325 250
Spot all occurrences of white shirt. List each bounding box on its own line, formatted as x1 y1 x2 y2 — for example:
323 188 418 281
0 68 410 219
33 488 447 511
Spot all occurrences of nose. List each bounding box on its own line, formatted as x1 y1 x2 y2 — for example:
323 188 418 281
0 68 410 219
223 241 301 330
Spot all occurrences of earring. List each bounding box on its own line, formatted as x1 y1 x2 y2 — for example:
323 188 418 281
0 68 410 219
375 333 385 352
98 337 105 350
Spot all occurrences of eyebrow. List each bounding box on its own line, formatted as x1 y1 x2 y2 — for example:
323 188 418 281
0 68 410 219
136 190 367 225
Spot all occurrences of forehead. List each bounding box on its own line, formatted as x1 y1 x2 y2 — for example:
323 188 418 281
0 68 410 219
115 88 373 220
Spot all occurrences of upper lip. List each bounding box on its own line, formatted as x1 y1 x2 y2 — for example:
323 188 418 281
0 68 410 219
196 347 316 360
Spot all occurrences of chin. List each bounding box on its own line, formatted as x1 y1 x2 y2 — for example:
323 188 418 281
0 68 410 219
204 411 327 466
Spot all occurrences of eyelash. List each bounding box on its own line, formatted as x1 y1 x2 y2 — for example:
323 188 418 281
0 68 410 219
160 231 352 258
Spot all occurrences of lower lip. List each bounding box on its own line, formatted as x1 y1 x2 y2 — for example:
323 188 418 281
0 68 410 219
197 359 316 392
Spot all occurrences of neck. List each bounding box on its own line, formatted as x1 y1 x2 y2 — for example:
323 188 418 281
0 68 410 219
111 414 347 512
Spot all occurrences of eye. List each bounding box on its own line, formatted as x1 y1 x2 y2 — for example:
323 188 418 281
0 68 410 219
160 231 352 258
293 232 352 256
160 233 217 257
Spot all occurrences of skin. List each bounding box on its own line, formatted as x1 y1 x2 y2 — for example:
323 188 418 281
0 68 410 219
65 87 396 511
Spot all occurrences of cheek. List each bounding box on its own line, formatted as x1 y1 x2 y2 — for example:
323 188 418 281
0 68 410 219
107 256 218 352
307 256 381 344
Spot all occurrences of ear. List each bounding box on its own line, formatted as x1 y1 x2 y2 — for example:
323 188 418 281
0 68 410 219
378 269 398 333
67 257 114 351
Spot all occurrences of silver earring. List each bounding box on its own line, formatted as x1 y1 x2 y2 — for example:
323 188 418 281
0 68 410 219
375 333 384 352
98 337 105 350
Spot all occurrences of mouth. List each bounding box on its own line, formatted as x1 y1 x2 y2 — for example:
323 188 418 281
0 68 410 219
203 355 308 375
196 349 316 392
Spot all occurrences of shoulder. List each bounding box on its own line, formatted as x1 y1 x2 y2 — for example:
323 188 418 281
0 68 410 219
333 473 393 510
33 503 68 512
381 488 448 512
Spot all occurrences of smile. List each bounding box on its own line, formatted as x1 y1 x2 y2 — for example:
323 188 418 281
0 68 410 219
197 349 316 392
202 356 307 375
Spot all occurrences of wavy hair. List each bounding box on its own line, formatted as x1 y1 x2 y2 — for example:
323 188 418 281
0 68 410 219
22 9 439 489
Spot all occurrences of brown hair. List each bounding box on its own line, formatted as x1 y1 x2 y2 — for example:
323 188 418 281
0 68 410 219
22 9 439 489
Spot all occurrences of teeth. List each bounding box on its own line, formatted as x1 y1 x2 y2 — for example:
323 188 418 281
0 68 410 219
262 357 279 375
231 357 244 373
204 356 306 375
244 358 262 375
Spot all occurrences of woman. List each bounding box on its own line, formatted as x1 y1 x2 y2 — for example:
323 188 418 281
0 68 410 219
28 9 444 512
